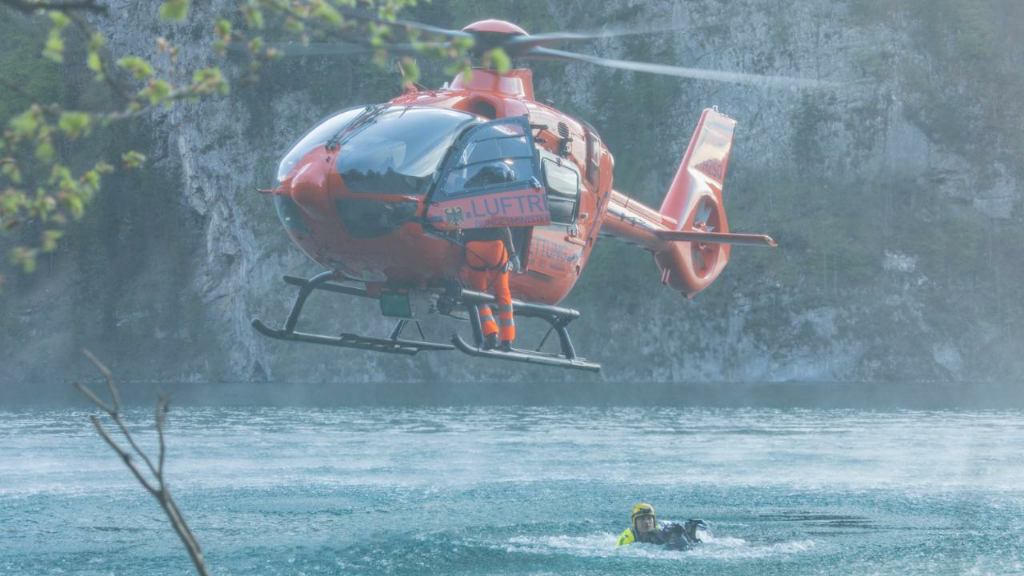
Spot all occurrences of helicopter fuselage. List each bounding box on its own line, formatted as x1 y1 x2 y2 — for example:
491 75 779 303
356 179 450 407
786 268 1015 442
254 18 778 371
269 68 613 305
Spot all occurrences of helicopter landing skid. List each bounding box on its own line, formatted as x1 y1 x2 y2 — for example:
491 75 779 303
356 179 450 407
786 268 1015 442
451 336 601 372
252 273 600 371
251 272 454 356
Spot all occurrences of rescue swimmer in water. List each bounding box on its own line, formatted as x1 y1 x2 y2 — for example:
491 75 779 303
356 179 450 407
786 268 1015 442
617 502 708 551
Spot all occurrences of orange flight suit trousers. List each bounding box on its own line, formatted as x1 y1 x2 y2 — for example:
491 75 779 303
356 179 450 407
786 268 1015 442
465 239 515 342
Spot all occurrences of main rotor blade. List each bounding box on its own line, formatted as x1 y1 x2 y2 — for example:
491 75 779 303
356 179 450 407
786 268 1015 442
525 46 839 90
333 7 474 41
503 24 681 54
328 10 682 56
256 42 374 57
251 41 451 58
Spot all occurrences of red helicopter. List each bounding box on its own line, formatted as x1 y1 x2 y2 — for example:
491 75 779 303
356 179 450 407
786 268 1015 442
252 19 802 372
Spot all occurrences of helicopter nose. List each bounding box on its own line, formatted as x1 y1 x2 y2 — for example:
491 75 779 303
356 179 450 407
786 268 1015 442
287 146 335 220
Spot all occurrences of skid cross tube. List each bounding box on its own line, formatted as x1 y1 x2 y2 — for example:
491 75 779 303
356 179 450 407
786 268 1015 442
390 319 408 340
284 271 336 333
468 302 485 347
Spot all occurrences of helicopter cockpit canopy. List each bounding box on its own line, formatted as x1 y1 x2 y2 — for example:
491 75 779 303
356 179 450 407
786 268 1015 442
290 105 483 198
276 106 363 183
277 106 481 196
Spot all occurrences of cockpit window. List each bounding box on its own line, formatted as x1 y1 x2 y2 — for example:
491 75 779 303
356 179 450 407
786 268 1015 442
441 120 534 196
276 106 364 183
336 107 479 196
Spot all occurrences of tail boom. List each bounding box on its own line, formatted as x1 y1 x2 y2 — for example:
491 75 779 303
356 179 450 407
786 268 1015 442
599 108 775 297
602 193 775 250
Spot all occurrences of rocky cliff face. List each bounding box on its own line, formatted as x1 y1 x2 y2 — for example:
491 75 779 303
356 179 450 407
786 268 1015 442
3 0 1022 387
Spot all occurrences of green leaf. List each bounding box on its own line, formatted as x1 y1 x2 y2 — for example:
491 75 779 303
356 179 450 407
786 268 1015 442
312 2 343 27
446 60 472 79
196 67 218 82
35 141 54 163
283 17 304 35
58 112 92 139
87 51 102 72
10 109 39 139
216 18 231 38
13 247 38 274
49 12 70 29
487 48 510 73
43 30 64 63
49 164 72 186
82 168 100 188
192 67 228 95
117 56 154 79
39 191 58 213
2 162 22 185
42 12 70 63
377 2 398 22
89 33 105 52
160 0 190 21
121 151 147 169
369 22 391 47
243 3 265 29
143 79 173 105
1 188 26 215
65 194 84 219
41 230 63 253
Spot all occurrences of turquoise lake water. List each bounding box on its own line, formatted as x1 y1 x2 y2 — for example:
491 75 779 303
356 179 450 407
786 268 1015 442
2 407 1023 575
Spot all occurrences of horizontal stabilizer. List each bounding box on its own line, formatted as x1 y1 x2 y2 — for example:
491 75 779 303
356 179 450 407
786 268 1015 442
655 230 777 247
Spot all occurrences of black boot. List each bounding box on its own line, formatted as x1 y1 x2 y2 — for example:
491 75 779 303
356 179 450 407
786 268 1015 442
498 340 513 353
483 333 499 350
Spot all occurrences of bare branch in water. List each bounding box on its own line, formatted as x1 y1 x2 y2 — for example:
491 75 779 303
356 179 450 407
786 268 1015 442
76 349 210 576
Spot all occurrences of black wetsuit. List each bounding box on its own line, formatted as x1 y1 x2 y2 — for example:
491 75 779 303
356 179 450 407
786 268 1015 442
635 522 702 551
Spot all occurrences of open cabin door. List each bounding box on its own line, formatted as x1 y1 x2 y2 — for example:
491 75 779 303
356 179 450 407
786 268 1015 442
426 116 550 232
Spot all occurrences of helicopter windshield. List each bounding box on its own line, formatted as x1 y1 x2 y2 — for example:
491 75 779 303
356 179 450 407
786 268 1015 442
276 106 365 183
335 107 479 196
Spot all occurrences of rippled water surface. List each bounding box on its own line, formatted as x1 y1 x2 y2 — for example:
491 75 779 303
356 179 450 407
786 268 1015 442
2 407 1023 575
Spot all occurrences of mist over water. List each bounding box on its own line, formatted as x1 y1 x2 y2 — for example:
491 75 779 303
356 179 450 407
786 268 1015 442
3 406 1023 575
7 378 1024 410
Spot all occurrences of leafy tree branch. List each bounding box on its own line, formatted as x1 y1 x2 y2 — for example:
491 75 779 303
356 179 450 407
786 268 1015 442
1 0 107 15
0 0 482 291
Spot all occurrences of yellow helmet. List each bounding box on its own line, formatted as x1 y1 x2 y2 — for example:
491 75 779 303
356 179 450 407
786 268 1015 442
631 502 655 525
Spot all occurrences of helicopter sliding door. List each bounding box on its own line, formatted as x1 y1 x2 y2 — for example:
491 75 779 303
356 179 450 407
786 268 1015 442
426 116 550 232
527 151 586 279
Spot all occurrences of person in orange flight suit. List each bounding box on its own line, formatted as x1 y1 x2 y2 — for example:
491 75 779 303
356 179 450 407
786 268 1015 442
459 161 522 352
463 225 520 352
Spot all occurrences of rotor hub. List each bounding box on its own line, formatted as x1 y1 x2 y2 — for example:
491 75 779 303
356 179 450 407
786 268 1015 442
461 20 528 36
